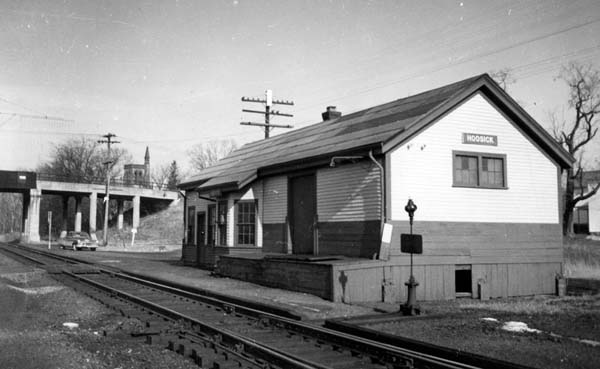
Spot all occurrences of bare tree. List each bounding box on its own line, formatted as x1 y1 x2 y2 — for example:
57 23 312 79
151 163 171 189
38 137 131 181
489 68 515 91
151 160 180 190
188 139 238 171
0 193 22 234
551 62 600 236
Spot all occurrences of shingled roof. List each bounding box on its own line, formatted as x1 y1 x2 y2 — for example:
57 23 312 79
180 74 573 192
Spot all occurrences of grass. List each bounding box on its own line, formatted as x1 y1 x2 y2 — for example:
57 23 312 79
563 235 600 279
457 294 600 315
97 199 184 250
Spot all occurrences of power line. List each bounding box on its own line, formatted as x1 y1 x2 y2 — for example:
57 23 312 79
97 133 120 246
289 18 600 127
240 90 294 139
0 111 74 123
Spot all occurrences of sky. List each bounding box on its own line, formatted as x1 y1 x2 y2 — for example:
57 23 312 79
1 0 599 176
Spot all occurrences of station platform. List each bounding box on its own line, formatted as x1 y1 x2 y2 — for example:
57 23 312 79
22 243 390 321
215 252 392 303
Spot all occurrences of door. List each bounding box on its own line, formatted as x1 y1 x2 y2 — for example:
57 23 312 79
196 212 206 266
289 174 316 254
196 212 206 246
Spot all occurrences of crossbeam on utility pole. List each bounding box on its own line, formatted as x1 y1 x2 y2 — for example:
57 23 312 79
240 90 294 139
98 133 120 246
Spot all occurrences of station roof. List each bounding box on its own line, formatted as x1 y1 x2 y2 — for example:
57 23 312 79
179 74 574 192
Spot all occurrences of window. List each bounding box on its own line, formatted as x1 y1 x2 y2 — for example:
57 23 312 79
207 204 216 245
217 200 228 245
573 205 589 234
236 200 256 246
186 206 196 244
453 151 506 189
455 264 472 296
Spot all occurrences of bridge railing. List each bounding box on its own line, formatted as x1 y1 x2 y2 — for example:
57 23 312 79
37 173 178 191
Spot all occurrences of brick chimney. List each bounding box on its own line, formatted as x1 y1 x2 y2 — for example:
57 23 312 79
322 106 342 121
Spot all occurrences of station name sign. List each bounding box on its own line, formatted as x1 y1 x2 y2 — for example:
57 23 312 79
462 133 498 146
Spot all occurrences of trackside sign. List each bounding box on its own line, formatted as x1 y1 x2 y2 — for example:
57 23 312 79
462 133 498 146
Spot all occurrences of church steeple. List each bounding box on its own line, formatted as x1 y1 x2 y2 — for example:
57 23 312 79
144 146 150 165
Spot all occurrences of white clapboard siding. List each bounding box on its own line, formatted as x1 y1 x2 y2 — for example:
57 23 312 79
390 92 559 224
263 176 288 224
583 184 600 233
317 162 381 222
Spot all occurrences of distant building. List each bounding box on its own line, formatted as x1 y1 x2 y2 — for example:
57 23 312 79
573 170 600 235
179 74 573 303
124 146 150 186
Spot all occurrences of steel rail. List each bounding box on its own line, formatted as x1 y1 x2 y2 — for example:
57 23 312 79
0 243 531 369
64 270 328 369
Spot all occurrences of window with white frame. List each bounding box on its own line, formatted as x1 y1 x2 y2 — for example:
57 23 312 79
235 200 256 246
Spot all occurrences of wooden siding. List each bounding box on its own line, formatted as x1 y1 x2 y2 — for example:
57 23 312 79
263 223 287 253
217 256 332 299
181 244 197 266
330 261 560 303
387 220 563 265
317 162 381 222
263 176 287 224
318 220 380 258
390 92 559 224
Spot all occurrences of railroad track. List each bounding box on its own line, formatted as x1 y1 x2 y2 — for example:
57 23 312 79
0 243 532 369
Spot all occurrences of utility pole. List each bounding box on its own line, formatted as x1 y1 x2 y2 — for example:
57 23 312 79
98 133 120 245
240 90 294 139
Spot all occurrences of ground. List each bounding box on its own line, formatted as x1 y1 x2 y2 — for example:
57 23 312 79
1 235 599 368
0 255 197 369
360 296 600 369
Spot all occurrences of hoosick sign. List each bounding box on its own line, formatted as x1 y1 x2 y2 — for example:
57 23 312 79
462 133 498 146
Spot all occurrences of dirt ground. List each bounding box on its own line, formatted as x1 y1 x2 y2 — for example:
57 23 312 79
363 297 600 369
0 255 197 369
4 245 600 369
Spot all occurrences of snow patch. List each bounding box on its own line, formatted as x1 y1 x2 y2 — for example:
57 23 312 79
63 322 79 329
502 321 541 334
7 285 64 295
481 317 499 322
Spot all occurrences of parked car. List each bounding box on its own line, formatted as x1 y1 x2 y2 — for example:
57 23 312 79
59 231 97 251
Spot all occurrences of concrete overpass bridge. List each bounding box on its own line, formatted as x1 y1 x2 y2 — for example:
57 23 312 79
0 170 179 243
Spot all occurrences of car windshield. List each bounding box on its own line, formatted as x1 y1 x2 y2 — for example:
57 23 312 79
67 232 89 239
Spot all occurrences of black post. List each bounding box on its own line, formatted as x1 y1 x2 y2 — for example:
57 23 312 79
401 199 420 316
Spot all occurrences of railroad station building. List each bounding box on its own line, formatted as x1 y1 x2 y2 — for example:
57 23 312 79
178 74 573 303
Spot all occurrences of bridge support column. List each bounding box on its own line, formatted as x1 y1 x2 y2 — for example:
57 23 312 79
89 192 97 241
117 199 124 230
132 195 140 231
21 191 30 239
74 196 82 232
22 189 41 243
61 196 69 238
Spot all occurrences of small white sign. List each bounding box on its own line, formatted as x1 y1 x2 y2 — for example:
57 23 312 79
382 223 393 244
463 132 498 146
131 228 137 234
47 211 52 224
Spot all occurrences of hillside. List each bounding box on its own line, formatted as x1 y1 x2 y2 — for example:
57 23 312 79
99 198 183 251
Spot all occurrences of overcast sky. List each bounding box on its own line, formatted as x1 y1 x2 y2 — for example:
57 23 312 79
1 0 599 175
